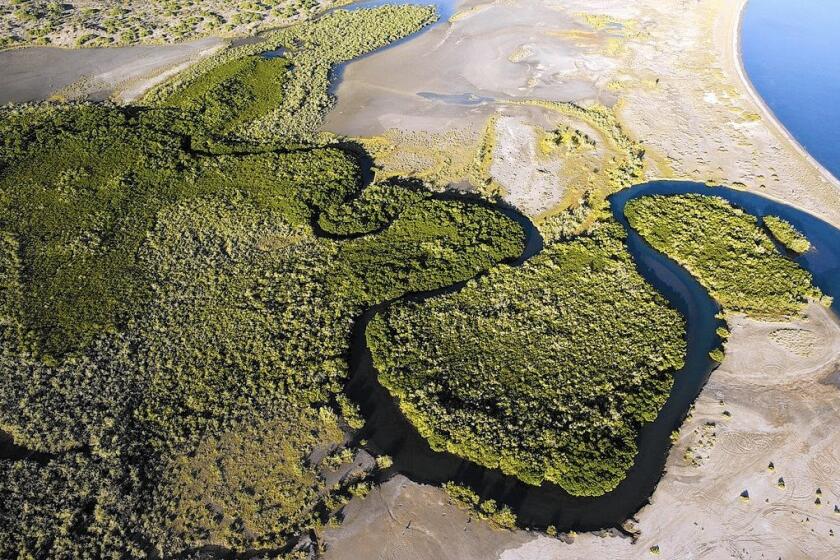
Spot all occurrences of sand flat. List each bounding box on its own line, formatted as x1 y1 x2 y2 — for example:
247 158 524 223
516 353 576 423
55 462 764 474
323 0 611 137
0 37 225 104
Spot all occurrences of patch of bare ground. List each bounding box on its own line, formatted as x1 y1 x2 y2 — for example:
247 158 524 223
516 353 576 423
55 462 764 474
0 37 225 104
321 474 533 560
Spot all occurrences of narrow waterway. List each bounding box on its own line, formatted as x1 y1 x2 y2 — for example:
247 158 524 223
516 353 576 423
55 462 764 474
345 180 840 530
318 0 840 532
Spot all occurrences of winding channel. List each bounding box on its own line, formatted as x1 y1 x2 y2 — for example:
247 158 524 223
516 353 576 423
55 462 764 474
345 181 840 531
329 0 840 531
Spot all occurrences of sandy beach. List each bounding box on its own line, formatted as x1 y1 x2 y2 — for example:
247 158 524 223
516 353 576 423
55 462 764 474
730 0 840 195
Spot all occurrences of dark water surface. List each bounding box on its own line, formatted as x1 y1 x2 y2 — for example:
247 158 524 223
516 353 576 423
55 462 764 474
347 181 840 530
740 0 840 180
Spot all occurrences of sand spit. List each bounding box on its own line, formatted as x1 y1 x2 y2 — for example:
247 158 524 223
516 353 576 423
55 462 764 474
0 37 225 104
575 0 840 227
324 304 840 559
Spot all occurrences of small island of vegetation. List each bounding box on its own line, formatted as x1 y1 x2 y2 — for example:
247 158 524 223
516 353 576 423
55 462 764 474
624 194 823 318
368 220 686 496
763 215 811 254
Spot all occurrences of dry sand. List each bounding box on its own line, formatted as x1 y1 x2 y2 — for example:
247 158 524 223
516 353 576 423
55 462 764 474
321 474 535 560
0 37 225 104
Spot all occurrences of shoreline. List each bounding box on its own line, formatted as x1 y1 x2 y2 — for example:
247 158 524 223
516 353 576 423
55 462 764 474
730 0 840 189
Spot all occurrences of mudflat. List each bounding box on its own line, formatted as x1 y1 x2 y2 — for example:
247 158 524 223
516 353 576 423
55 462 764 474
0 37 224 104
324 0 840 229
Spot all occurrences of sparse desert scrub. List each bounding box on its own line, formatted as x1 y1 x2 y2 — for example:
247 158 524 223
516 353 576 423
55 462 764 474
0 0 349 49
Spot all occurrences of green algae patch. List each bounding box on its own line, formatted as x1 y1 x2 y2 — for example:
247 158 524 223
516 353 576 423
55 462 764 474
368 221 686 496
625 194 822 318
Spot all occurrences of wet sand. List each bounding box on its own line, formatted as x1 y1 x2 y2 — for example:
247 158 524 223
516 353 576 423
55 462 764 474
0 37 225 104
322 0 613 136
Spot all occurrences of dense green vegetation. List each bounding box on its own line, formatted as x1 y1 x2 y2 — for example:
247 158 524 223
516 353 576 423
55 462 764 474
0 7 525 556
625 194 823 317
368 221 686 496
763 215 811 254
0 100 522 556
246 5 437 140
318 180 430 236
161 54 290 137
145 6 437 142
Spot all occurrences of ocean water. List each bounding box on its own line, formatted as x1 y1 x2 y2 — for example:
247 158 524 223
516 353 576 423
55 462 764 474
740 0 840 180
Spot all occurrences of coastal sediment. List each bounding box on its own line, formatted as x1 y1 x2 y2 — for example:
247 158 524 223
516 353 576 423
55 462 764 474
0 38 225 104
730 0 840 195
322 1 840 558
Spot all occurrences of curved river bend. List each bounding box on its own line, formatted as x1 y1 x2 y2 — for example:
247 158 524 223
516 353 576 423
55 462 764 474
345 181 840 530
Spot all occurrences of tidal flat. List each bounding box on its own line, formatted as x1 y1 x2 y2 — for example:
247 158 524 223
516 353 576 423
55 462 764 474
0 37 225 104
320 1 840 558
3 0 840 560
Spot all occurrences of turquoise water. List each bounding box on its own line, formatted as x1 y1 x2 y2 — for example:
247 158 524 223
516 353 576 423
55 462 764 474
740 0 840 180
